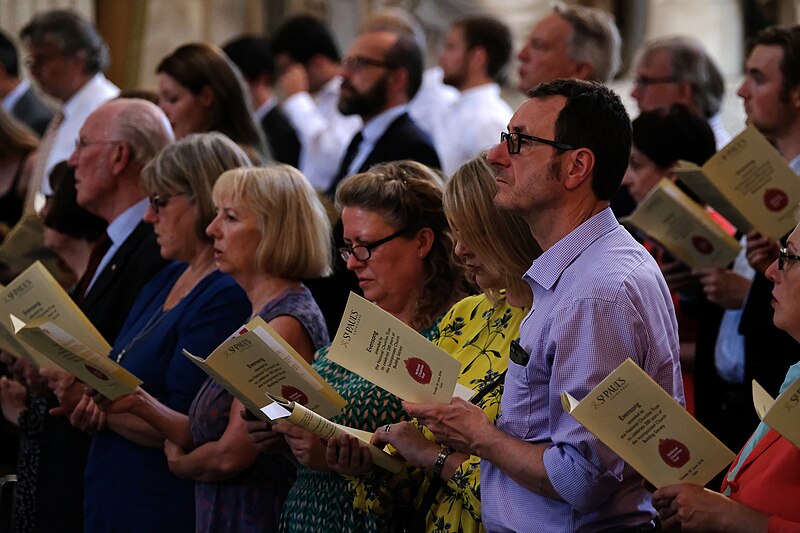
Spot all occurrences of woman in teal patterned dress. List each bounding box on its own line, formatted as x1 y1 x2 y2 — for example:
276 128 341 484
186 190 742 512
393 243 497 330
245 160 468 532
331 155 541 533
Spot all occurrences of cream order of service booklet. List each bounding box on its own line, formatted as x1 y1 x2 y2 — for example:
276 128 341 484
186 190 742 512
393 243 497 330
262 394 403 472
752 376 800 449
183 316 345 421
673 125 800 240
562 358 735 488
623 179 742 269
0 261 111 363
12 315 141 400
0 215 61 274
326 293 463 404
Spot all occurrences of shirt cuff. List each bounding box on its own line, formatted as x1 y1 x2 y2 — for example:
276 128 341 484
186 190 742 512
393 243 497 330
543 443 622 514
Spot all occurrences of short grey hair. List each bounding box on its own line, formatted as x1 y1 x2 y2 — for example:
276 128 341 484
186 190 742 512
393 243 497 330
637 36 725 118
554 3 621 83
109 98 174 167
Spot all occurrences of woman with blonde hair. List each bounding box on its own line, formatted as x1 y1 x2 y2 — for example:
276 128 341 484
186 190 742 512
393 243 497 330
156 42 270 164
97 161 331 532
0 108 38 236
246 160 468 532
332 155 540 532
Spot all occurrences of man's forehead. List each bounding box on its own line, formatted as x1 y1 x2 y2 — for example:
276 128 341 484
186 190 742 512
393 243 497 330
747 44 784 67
530 13 571 44
639 48 673 73
509 97 565 132
350 31 396 57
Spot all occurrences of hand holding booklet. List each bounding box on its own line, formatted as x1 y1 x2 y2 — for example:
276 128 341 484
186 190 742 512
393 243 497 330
622 179 741 269
12 315 141 400
752 376 800 450
183 316 345 421
326 293 466 404
562 358 735 488
262 394 403 472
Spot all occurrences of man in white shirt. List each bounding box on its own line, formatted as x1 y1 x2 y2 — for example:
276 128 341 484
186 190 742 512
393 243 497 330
434 15 513 175
516 3 621 94
19 9 119 209
631 36 732 149
271 15 361 191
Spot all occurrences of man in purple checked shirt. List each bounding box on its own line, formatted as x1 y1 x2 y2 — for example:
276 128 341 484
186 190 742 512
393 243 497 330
405 79 684 532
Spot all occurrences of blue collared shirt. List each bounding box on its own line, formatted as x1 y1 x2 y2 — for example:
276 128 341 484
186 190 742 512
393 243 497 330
481 207 684 532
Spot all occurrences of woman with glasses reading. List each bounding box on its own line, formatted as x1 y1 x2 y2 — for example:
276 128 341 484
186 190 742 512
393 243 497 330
652 213 800 532
245 160 468 533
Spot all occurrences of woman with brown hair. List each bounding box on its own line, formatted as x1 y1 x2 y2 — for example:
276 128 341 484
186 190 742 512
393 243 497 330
156 42 270 164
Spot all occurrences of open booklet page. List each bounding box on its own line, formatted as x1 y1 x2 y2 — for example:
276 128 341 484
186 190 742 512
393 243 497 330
623 178 741 269
752 377 800 449
0 215 61 275
183 316 345 421
562 358 735 488
673 125 800 240
0 292 54 368
326 292 462 404
0 261 110 355
262 395 402 473
12 315 141 400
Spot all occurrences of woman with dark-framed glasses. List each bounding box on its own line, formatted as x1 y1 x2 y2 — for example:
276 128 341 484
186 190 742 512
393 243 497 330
652 212 800 532
245 160 468 533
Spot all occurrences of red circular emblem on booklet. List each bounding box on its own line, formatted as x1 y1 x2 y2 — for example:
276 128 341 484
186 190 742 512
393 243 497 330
404 357 432 384
658 438 691 468
764 188 788 212
281 385 309 405
691 235 714 255
84 364 109 381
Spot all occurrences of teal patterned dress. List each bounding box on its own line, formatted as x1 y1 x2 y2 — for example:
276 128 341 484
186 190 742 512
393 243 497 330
278 321 440 533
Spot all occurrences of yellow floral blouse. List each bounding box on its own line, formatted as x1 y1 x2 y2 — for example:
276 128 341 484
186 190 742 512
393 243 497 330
350 293 527 533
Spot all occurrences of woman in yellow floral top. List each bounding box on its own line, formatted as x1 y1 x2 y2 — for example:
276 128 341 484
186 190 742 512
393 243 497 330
329 156 541 532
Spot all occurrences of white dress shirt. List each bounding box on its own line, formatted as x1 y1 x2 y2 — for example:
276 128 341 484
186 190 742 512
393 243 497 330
430 82 512 176
2 79 31 111
281 76 361 191
708 113 733 150
41 73 119 196
408 66 458 139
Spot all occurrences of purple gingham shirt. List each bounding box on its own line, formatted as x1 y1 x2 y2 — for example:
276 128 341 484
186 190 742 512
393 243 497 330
481 207 684 533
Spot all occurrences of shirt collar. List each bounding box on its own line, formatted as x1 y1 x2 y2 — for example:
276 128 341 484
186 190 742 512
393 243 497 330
2 79 30 111
107 198 148 247
524 207 619 291
253 95 278 123
361 104 408 144
62 73 111 119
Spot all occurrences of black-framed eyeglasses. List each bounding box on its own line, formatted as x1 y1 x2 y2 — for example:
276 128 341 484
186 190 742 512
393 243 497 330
500 131 576 155
74 137 124 151
778 248 800 271
341 55 396 71
633 75 679 87
339 228 407 262
149 193 187 215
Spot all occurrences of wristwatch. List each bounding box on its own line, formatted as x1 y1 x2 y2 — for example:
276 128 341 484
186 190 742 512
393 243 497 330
432 446 454 477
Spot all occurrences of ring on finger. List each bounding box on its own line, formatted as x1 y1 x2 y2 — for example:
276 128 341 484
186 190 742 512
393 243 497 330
383 424 391 433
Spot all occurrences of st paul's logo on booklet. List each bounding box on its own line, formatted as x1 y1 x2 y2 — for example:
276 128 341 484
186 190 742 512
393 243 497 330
327 293 462 404
752 376 800 450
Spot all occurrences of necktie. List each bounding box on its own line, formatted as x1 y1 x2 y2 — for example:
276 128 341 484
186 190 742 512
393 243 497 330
25 110 64 214
327 131 363 197
75 232 112 304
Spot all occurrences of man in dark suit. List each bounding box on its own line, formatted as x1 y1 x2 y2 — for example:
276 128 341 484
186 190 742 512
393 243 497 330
0 30 53 136
327 29 440 195
222 36 301 167
24 98 172 533
307 29 440 337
